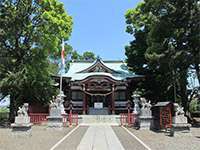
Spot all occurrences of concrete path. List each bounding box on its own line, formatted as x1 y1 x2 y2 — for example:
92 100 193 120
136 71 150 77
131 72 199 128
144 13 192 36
77 125 125 150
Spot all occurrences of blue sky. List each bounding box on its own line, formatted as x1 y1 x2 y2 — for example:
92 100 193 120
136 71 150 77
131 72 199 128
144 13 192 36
60 0 141 60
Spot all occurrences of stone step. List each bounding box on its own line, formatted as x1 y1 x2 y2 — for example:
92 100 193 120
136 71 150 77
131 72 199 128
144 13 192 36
88 108 109 115
79 115 120 125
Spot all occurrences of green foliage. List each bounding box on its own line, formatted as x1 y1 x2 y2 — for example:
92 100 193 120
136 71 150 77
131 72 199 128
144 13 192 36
82 51 96 61
0 107 9 113
0 0 73 121
125 0 200 110
189 99 199 112
0 108 9 124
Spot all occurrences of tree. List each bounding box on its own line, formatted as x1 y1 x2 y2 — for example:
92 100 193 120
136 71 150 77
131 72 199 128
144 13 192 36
82 51 96 61
125 0 200 112
0 0 73 122
125 2 174 102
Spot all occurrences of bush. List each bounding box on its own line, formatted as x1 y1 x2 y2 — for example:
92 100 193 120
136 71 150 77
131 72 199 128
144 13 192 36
0 107 9 124
0 107 9 113
189 99 198 113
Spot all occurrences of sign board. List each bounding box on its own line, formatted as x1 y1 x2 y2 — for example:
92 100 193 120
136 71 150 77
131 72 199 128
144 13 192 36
94 102 103 109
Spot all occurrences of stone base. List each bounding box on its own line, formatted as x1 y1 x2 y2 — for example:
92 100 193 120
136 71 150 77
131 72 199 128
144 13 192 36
47 116 63 128
173 116 188 124
11 123 32 136
170 123 191 136
139 116 152 129
15 116 30 124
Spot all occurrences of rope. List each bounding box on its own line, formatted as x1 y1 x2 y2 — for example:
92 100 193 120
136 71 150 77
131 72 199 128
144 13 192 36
82 90 113 96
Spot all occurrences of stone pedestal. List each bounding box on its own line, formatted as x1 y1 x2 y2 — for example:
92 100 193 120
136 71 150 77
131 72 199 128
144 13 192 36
139 116 153 129
170 103 191 136
47 116 63 127
15 116 30 124
139 108 152 129
47 108 63 128
11 122 32 136
171 115 191 136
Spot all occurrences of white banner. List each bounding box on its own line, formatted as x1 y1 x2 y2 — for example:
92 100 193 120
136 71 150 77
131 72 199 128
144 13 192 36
94 102 103 109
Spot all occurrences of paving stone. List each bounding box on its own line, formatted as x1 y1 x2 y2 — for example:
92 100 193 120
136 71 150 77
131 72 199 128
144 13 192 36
77 125 124 150
112 126 147 150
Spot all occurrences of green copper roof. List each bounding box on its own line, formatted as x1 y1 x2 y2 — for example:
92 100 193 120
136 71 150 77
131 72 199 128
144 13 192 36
62 59 143 81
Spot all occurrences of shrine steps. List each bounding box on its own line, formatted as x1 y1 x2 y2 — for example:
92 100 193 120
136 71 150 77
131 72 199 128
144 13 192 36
79 115 120 126
88 108 109 115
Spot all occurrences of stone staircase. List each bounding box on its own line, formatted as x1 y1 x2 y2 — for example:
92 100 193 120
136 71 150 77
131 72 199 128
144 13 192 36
79 115 120 126
88 107 109 115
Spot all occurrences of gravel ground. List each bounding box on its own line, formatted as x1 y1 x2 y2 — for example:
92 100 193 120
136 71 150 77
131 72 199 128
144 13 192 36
112 126 146 150
1 125 199 150
0 125 74 150
54 126 88 150
127 127 200 150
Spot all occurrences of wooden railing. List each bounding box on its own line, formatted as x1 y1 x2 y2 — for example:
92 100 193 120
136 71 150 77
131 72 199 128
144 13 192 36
68 113 79 126
120 113 135 126
29 113 48 124
29 113 79 126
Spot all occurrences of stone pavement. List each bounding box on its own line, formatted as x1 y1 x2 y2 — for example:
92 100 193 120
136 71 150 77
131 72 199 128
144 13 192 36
77 125 125 150
52 125 148 150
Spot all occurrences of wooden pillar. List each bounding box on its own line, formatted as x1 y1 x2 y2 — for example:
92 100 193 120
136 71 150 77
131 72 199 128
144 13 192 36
111 84 115 114
83 84 86 114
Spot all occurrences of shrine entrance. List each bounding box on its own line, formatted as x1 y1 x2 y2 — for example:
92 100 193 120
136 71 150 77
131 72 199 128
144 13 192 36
81 75 116 115
87 94 111 115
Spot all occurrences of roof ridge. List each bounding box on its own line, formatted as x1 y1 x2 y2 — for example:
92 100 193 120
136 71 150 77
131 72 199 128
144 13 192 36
70 60 124 63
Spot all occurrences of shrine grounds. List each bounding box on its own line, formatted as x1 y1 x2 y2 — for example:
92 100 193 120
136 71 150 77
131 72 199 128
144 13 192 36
0 125 200 150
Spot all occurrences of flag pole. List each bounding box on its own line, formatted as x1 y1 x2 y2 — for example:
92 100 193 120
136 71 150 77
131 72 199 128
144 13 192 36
60 38 64 94
60 72 62 94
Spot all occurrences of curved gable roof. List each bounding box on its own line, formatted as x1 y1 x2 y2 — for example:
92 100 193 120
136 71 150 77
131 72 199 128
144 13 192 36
77 58 119 74
62 59 143 81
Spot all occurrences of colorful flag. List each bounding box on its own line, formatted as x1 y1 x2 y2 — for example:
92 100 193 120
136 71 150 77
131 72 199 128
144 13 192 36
61 40 65 66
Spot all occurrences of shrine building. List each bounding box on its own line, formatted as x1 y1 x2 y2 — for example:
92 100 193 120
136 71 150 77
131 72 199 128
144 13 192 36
56 58 144 115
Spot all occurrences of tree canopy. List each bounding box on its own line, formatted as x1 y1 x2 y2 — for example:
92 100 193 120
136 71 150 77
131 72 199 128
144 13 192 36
125 0 200 112
0 0 73 121
82 51 96 61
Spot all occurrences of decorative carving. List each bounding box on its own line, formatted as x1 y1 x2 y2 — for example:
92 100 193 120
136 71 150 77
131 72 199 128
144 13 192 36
17 103 29 117
94 65 103 72
78 58 118 74
50 96 58 109
141 98 151 109
174 103 185 116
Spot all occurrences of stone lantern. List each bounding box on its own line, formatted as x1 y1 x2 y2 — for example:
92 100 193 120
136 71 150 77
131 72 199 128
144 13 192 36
132 94 141 115
56 91 66 115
